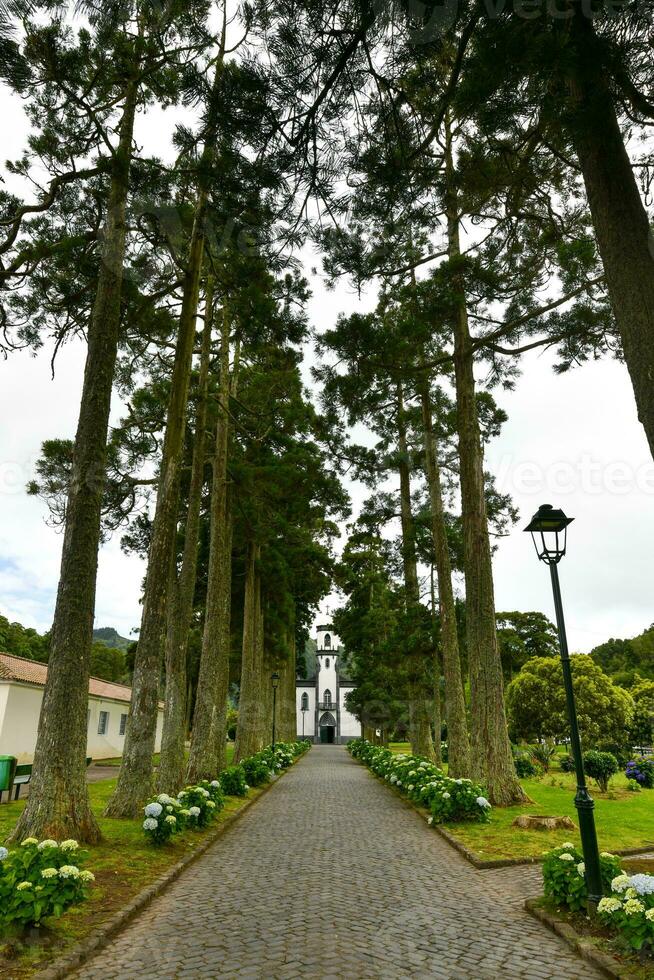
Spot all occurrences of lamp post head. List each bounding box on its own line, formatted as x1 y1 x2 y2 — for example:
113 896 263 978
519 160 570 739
271 671 280 689
524 503 574 565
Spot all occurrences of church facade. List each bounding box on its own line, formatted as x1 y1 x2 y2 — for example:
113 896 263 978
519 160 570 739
296 624 360 744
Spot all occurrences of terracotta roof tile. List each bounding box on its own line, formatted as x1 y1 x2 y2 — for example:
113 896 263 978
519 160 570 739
0 653 161 706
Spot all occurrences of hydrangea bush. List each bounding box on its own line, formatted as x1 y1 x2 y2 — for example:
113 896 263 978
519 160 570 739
625 757 654 789
143 741 308 845
0 838 94 928
542 843 621 912
598 871 654 951
348 740 491 824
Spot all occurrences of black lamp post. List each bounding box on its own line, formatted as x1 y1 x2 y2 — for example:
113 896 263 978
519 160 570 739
271 672 280 750
301 705 307 739
525 503 603 909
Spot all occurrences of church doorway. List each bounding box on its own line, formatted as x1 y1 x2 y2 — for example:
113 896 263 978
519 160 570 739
319 710 336 744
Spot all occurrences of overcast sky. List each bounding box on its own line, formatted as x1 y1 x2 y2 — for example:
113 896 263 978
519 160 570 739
1 43 653 653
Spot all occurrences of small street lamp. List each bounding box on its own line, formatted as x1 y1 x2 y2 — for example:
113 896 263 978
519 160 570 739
271 672 280 750
301 705 307 739
525 503 603 908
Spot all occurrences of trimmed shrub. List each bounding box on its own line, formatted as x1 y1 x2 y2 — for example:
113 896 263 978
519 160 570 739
559 754 576 773
583 750 619 792
514 752 540 778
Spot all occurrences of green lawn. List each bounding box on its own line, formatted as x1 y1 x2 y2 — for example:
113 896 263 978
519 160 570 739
0 769 261 976
380 742 654 862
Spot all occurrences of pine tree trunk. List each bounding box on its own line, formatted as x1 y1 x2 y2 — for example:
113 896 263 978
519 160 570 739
445 123 526 806
278 628 297 743
233 543 265 761
10 80 139 844
420 381 471 777
104 195 207 817
187 304 233 782
157 283 214 793
563 12 654 460
396 382 436 762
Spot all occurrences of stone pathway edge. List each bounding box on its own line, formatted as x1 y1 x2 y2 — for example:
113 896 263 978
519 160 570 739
525 899 625 979
34 753 308 980
350 755 654 870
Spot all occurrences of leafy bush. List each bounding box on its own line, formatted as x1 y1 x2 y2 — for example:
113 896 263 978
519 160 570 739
219 765 249 797
142 794 188 844
595 741 631 768
583 750 619 792
177 784 221 828
513 752 540 778
348 740 491 824
0 838 94 928
542 843 622 912
530 743 557 772
625 757 654 789
241 753 274 787
559 754 576 773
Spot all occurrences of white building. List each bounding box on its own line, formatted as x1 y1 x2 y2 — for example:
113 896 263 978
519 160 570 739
0 652 164 763
296 624 360 744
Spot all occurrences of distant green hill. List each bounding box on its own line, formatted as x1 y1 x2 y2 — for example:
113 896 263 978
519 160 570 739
92 627 132 652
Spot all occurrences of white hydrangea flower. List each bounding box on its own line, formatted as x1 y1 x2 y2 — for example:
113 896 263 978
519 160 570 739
60 840 79 852
611 874 631 893
598 897 621 915
189 806 201 817
199 788 210 798
624 898 645 915
454 779 463 785
210 780 220 788
20 838 38 847
476 796 491 809
244 785 249 791
0 847 9 861
144 802 163 818
408 784 414 791
600 852 615 859
179 809 191 817
561 842 575 850
628 874 654 896
41 867 59 879
17 881 32 890
442 792 451 799
143 818 158 831
157 794 174 805
206 801 216 809
577 862 585 877
164 815 177 825
59 865 80 879
80 870 95 883
646 908 654 922
38 839 58 850
558 853 574 862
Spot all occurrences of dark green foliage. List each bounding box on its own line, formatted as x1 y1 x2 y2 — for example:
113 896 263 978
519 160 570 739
583 750 619 793
219 765 248 797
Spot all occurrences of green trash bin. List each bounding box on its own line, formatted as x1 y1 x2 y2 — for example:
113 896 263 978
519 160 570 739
0 755 17 792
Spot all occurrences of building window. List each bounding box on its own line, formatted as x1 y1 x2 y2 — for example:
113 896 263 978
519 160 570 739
324 689 332 707
324 633 331 649
301 692 309 710
325 658 330 668
119 713 128 736
97 711 109 735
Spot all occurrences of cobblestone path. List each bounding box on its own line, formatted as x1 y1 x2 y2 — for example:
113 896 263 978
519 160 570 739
75 747 600 979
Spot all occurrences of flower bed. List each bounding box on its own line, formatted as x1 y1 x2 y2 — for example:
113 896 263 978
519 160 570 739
542 843 654 954
142 740 310 845
625 757 654 789
0 837 95 929
348 740 491 824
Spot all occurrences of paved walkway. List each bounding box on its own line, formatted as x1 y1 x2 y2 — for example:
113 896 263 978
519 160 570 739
75 747 600 979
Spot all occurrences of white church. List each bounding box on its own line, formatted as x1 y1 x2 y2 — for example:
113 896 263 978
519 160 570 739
295 624 360 744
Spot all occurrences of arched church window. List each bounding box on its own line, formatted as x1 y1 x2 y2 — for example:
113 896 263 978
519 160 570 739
324 689 332 707
301 692 309 710
325 658 330 668
324 633 331 649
